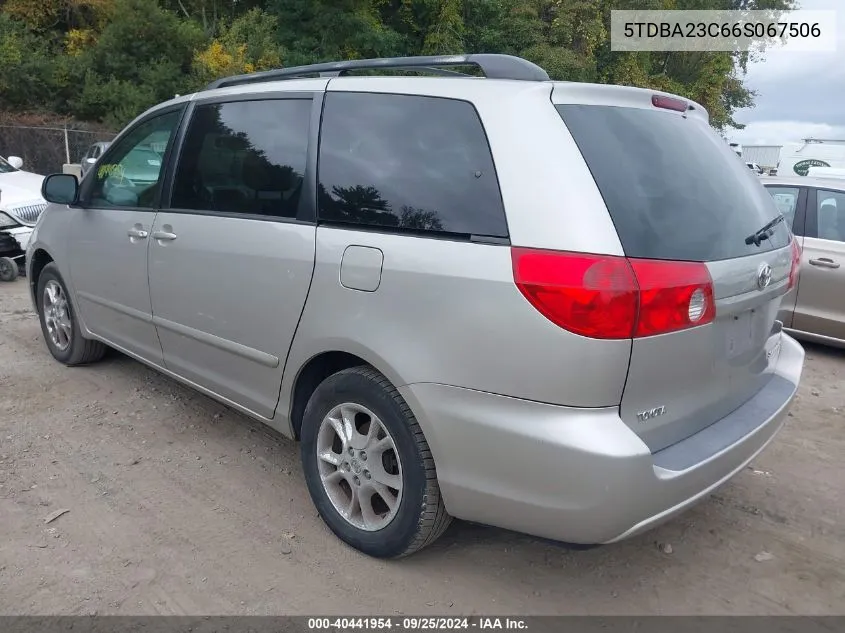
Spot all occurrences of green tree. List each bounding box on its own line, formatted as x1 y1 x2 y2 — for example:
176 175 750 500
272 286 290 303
67 0 204 126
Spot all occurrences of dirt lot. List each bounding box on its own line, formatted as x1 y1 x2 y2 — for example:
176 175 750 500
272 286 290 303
1 276 844 616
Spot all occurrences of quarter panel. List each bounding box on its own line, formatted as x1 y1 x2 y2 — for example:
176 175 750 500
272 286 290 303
280 227 632 418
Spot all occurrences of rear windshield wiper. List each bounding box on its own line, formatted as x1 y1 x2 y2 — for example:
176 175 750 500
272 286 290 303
745 214 785 246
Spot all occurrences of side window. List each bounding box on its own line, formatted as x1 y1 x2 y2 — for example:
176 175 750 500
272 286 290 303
88 110 180 209
763 186 800 230
170 99 311 219
814 189 845 242
317 92 508 238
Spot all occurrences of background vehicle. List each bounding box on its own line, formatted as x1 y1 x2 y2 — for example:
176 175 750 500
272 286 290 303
80 141 112 177
0 155 47 227
779 139 845 177
28 54 804 559
763 176 845 347
0 154 45 278
806 166 845 180
0 207 31 282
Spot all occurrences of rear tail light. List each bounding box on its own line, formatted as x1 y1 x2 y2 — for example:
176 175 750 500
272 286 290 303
788 237 801 290
627 259 715 337
511 248 715 340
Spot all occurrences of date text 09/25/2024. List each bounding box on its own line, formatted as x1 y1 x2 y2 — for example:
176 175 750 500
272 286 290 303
307 618 529 631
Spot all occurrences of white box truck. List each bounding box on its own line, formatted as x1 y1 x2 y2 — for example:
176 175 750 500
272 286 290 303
779 139 845 176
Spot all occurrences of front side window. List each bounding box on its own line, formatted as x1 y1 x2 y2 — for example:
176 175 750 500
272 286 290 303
317 92 508 239
814 189 845 242
170 99 311 219
763 186 800 230
88 110 180 209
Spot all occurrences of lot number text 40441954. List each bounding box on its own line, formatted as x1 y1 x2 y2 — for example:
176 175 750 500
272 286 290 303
307 618 529 631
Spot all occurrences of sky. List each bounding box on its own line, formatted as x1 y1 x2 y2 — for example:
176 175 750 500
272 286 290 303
729 0 844 146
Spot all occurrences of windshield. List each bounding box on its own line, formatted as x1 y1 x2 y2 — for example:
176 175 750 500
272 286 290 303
556 104 791 262
0 156 18 174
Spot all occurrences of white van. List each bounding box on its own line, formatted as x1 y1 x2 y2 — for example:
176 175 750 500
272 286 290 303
806 166 845 179
779 139 845 176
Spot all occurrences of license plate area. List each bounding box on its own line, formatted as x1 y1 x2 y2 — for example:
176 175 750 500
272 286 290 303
725 310 755 359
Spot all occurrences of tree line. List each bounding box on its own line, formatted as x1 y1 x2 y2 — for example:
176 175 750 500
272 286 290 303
0 0 793 130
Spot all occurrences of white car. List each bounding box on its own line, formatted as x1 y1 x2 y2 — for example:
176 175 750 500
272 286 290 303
0 155 46 281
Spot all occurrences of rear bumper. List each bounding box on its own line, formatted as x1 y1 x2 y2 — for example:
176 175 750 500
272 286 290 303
398 333 804 544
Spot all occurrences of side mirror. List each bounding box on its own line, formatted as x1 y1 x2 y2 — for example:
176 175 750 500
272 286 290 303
85 157 97 165
7 156 23 169
42 173 80 205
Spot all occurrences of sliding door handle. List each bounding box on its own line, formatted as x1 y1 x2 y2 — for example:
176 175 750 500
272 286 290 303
809 258 840 269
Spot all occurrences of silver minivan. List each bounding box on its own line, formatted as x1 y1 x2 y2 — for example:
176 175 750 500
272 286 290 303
29 54 804 558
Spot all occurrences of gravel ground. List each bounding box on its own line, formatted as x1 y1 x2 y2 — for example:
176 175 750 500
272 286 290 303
1 276 844 615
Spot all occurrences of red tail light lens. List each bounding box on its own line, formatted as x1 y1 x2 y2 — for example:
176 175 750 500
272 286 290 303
511 248 716 340
628 259 715 337
652 94 688 112
511 249 638 339
788 237 801 290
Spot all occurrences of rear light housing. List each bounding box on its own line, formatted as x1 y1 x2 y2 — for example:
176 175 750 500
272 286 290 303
788 237 801 290
651 94 688 112
512 248 716 340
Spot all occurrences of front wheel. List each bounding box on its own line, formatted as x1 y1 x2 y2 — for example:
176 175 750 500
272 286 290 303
36 263 106 365
300 366 452 558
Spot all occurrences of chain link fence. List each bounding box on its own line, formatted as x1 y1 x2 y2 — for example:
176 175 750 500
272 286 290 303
0 123 116 175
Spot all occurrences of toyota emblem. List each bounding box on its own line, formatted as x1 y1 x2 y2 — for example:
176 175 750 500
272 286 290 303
757 263 773 290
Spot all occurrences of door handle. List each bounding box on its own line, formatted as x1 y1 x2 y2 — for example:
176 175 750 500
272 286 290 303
152 231 178 241
127 228 148 239
809 258 840 269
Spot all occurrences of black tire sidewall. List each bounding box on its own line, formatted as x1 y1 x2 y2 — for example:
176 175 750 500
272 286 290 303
36 264 81 364
0 257 17 282
301 369 427 558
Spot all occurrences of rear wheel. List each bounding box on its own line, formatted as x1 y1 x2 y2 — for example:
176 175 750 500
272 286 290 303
36 263 106 365
300 366 451 558
0 257 18 282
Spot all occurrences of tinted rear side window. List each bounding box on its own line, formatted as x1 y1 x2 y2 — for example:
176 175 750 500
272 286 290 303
318 92 507 239
556 105 790 261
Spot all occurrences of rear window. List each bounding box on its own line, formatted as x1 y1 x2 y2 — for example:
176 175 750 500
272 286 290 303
556 104 790 261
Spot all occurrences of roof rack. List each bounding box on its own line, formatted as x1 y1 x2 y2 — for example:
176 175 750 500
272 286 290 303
203 54 550 91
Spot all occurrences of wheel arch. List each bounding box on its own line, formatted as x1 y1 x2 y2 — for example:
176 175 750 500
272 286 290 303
28 248 55 307
284 342 409 441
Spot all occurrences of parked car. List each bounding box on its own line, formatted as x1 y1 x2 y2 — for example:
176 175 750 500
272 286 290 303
28 54 804 558
762 176 845 347
0 154 47 225
0 155 46 279
80 141 111 176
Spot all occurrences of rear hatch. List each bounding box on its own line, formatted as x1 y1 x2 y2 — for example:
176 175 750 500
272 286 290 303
554 90 797 451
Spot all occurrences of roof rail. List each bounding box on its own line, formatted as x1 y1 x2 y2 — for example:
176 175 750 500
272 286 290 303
203 54 550 91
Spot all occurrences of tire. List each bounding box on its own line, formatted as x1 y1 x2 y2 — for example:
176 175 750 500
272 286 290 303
301 366 452 558
36 263 106 365
0 257 18 282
